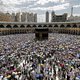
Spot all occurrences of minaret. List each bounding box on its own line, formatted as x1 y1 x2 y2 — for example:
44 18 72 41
51 11 55 22
71 6 73 17
46 11 49 22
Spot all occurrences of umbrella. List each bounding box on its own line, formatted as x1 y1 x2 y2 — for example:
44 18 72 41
77 76 80 79
76 76 80 80
39 74 43 77
35 74 40 78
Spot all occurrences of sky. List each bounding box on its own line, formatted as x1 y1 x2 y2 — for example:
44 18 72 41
0 0 80 22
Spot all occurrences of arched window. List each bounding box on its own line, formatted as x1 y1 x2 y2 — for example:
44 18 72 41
60 24 65 27
6 25 11 28
43 25 47 27
66 24 71 28
38 25 42 27
0 25 4 28
20 25 25 28
54 24 58 27
33 25 36 27
49 25 52 27
27 25 31 27
13 25 18 28
73 24 77 28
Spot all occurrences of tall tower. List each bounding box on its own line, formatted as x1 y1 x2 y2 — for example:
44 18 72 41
71 6 73 16
34 13 37 22
46 11 49 22
51 11 55 22
21 12 27 22
15 12 21 22
12 13 16 22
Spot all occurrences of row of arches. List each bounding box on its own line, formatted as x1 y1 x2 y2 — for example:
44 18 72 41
57 29 80 35
0 28 80 35
0 24 79 28
0 24 52 28
0 29 34 35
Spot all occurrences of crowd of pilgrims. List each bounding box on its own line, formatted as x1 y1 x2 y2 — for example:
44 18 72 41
0 33 80 80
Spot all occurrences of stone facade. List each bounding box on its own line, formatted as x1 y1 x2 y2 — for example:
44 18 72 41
21 12 27 22
0 12 37 22
51 11 67 22
68 15 80 22
11 13 16 22
15 12 21 22
0 12 12 22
